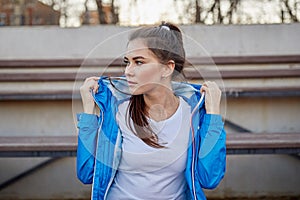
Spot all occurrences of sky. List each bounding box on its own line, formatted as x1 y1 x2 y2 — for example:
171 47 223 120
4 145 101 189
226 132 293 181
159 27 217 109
57 0 186 27
39 0 290 27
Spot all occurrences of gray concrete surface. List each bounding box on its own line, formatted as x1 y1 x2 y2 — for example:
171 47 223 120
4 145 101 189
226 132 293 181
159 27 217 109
0 24 300 60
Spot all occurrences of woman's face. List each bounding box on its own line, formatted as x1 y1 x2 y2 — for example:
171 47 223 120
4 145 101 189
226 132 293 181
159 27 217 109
124 39 167 95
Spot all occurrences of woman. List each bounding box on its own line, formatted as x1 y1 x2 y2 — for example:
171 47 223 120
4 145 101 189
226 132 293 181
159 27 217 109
77 22 226 200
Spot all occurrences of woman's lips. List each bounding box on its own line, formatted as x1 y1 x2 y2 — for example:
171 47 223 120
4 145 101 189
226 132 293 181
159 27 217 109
127 80 137 85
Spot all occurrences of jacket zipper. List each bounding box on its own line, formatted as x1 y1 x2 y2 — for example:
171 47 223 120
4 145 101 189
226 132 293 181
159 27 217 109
91 90 105 200
103 132 121 200
190 92 205 200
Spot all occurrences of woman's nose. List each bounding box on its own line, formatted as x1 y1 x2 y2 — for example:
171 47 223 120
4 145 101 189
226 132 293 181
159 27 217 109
124 64 134 76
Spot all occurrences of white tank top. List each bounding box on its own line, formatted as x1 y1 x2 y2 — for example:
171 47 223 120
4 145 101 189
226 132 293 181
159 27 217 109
106 97 191 200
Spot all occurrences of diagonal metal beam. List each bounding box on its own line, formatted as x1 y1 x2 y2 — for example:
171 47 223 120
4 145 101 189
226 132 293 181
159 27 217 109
224 119 251 133
0 157 60 191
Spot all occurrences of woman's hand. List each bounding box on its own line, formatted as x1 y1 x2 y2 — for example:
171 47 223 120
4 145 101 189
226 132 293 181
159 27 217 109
200 81 222 115
80 77 100 114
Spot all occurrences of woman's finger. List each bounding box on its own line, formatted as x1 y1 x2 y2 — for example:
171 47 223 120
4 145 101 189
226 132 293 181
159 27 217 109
80 77 100 95
84 77 100 85
86 76 100 81
85 77 99 86
93 82 99 93
200 85 208 94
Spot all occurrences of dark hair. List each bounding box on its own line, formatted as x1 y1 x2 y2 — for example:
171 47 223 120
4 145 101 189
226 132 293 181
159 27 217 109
127 22 186 148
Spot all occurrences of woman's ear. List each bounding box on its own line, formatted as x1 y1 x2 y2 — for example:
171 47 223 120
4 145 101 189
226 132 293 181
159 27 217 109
162 60 175 78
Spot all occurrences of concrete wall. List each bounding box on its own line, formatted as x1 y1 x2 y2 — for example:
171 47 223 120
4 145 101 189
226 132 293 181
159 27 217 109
0 23 300 60
0 24 300 199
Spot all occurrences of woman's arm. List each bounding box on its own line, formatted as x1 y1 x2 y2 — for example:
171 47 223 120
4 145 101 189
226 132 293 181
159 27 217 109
76 77 100 184
196 81 226 189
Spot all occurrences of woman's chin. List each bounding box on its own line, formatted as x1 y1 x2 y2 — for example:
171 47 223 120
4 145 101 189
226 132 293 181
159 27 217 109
129 88 143 95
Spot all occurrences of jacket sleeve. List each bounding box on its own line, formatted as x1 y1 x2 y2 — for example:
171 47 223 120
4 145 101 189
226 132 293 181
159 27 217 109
196 113 226 189
76 112 99 184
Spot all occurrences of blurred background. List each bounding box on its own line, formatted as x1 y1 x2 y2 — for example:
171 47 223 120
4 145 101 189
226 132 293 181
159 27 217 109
0 0 300 27
0 0 300 199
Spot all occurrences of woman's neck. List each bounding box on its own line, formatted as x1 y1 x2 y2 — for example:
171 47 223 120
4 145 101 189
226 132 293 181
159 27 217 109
143 88 179 122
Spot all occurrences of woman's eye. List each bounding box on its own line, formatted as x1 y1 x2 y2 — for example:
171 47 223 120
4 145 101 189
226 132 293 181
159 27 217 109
123 59 143 66
135 60 143 65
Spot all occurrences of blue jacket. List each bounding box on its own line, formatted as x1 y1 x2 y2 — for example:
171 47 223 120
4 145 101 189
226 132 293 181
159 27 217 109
77 77 226 200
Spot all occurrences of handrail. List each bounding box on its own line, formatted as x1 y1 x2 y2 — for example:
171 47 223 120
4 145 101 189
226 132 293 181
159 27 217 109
0 133 299 157
1 55 300 67
1 68 300 81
